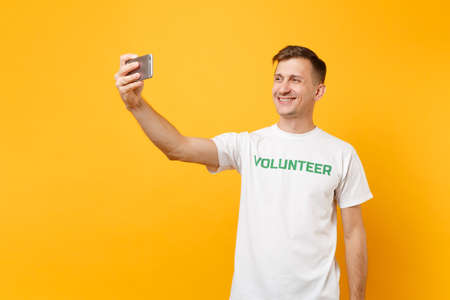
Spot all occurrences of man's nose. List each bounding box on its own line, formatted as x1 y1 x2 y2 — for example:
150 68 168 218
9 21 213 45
279 81 291 94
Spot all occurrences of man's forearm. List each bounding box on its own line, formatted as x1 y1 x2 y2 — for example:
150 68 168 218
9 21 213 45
344 228 368 300
127 96 184 159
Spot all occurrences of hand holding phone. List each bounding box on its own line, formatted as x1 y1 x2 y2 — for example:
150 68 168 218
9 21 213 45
115 53 151 110
126 54 153 80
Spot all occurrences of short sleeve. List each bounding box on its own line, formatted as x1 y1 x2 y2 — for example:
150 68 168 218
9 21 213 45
206 132 248 174
335 147 374 208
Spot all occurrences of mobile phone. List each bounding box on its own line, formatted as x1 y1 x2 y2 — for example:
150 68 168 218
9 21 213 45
126 54 153 80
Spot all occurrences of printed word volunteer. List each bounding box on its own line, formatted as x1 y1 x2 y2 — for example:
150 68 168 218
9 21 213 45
254 155 332 176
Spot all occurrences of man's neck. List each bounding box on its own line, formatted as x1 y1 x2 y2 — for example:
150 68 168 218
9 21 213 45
277 118 316 134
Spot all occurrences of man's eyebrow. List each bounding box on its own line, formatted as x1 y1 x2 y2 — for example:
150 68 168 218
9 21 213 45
274 73 304 79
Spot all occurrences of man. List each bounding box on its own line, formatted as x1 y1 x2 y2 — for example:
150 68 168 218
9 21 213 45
114 45 373 300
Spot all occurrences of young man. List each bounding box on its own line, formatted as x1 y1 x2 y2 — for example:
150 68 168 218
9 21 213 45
114 45 373 300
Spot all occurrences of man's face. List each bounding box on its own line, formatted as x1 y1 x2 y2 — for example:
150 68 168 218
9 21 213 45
272 57 324 119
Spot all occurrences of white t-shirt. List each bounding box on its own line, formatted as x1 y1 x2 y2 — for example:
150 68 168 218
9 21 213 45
207 123 373 300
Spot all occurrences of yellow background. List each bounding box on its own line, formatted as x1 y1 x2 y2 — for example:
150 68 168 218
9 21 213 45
2 0 449 299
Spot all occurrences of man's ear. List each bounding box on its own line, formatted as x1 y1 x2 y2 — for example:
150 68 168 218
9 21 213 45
314 84 326 101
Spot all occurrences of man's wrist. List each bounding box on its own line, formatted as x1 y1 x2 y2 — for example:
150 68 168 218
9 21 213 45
126 97 146 113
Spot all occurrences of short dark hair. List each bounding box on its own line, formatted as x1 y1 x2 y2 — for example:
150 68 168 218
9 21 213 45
272 45 326 85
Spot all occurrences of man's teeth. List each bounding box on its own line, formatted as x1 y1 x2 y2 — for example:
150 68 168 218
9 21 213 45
279 97 295 102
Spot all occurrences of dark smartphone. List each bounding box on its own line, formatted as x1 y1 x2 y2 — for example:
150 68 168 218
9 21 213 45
126 54 153 80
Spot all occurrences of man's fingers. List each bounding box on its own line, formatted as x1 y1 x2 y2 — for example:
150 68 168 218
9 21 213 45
120 53 138 67
119 80 143 93
118 61 140 77
116 72 141 88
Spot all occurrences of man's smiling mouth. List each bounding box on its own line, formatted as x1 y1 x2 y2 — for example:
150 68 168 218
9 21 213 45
278 96 296 103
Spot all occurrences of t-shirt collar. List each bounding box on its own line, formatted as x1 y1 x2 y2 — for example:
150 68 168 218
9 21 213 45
271 123 321 139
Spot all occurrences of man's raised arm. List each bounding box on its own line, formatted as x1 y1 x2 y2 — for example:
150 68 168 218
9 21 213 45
114 53 219 171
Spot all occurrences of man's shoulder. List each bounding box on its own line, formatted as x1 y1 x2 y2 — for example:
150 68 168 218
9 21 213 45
239 125 275 141
316 128 356 153
249 124 274 135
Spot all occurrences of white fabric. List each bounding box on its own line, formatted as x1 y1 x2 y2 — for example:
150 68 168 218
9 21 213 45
207 123 373 300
